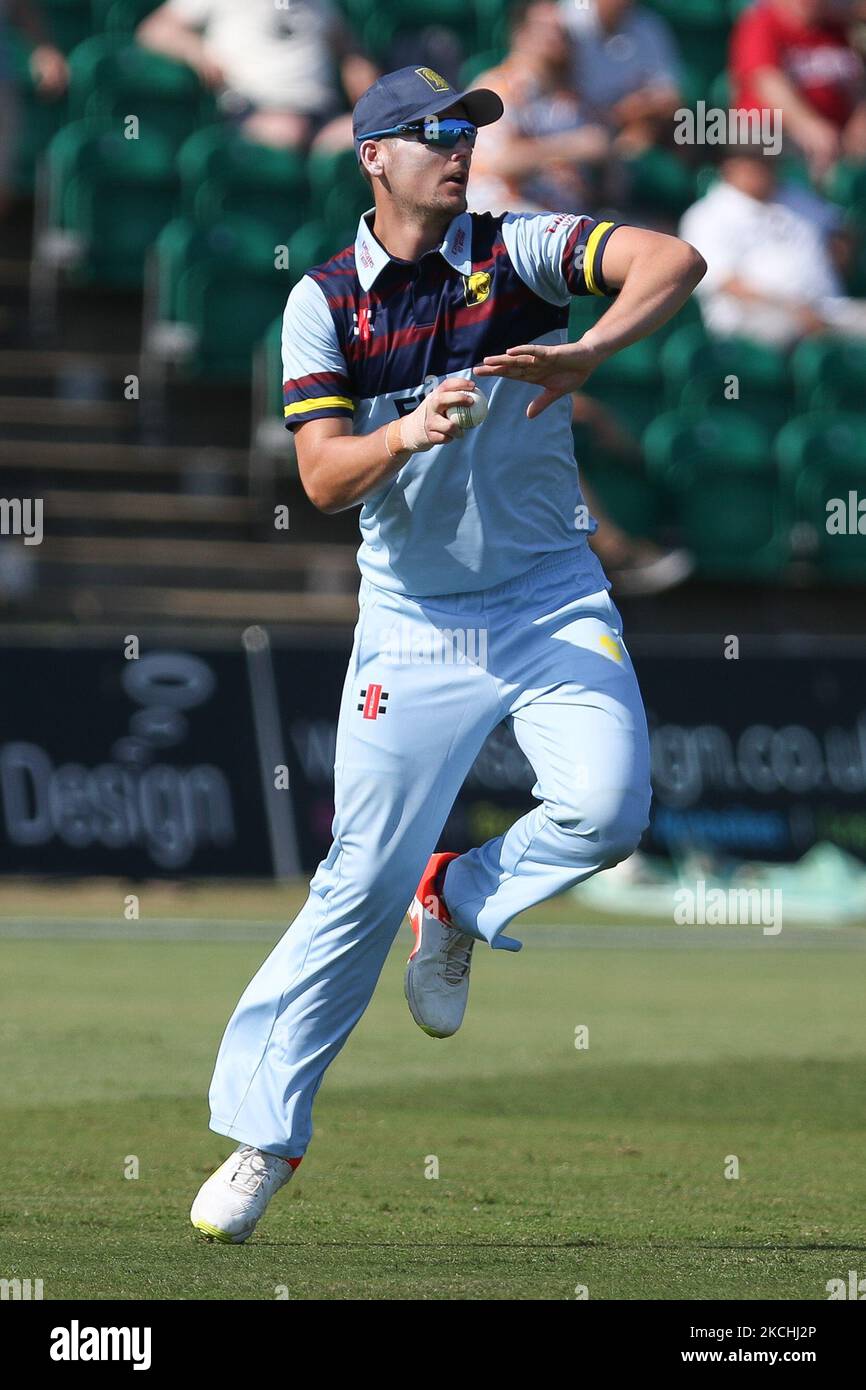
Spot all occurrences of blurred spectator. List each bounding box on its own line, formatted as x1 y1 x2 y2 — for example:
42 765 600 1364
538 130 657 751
469 0 612 215
560 0 682 152
1 0 68 219
679 139 866 347
136 0 378 151
730 0 866 179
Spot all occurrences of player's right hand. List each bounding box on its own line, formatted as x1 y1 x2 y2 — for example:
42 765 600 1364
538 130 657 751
399 378 477 451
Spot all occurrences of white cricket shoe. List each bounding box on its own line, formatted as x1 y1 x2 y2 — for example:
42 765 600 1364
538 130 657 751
405 851 475 1039
190 1144 297 1243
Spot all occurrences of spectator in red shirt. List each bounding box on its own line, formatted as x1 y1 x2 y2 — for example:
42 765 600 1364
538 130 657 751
730 0 866 177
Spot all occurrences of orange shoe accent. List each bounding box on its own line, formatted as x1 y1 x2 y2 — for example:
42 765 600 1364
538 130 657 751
408 851 461 960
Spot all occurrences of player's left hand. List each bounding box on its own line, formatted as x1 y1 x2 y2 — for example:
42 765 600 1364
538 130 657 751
474 340 604 419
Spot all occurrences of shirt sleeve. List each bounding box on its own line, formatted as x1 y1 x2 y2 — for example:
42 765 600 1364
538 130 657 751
282 274 355 431
501 210 624 306
730 7 781 91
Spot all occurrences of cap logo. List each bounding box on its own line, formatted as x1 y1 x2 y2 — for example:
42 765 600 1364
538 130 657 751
415 67 451 93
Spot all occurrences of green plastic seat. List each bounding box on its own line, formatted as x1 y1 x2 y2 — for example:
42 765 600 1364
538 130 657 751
584 382 662 440
151 215 289 378
178 127 309 242
775 412 866 580
307 146 370 222
287 220 351 286
644 406 771 479
68 37 213 148
844 203 866 294
356 0 490 49
386 0 478 25
626 147 697 219
45 121 179 284
577 436 666 540
791 337 866 413
4 38 69 193
661 324 794 430
38 0 93 53
645 0 732 88
154 214 278 319
583 335 666 437
474 0 509 49
568 295 605 342
592 336 664 387
707 69 731 109
694 164 718 198
177 261 289 380
321 178 372 240
826 160 866 210
643 407 786 576
93 0 161 33
44 117 103 228
459 48 506 89
262 313 285 423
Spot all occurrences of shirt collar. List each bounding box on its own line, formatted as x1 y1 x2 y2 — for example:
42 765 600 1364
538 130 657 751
354 209 473 292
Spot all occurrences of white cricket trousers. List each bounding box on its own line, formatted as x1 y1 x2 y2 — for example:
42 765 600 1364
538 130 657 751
208 550 651 1156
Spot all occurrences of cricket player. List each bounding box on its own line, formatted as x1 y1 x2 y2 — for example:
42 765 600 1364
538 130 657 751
191 64 705 1242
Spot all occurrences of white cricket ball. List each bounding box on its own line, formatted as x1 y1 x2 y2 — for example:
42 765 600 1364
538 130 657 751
446 387 488 431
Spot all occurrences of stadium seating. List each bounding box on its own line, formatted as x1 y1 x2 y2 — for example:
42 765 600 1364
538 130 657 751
92 0 160 36
287 220 353 288
626 147 697 221
251 314 291 471
775 413 866 581
68 37 214 149
4 41 69 193
661 325 795 432
585 336 666 438
178 127 310 244
459 48 506 88
307 147 371 245
147 216 290 377
42 120 179 284
576 431 667 542
644 0 731 93
791 337 866 414
39 0 93 53
643 407 789 576
4 0 864 589
826 160 866 211
340 0 501 53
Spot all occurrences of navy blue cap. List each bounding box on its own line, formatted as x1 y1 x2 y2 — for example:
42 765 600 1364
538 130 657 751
352 65 503 160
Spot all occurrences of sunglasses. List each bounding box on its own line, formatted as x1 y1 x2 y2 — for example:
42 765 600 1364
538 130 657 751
358 117 478 149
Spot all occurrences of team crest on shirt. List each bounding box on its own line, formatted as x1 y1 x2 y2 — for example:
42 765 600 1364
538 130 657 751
415 67 451 93
462 271 491 306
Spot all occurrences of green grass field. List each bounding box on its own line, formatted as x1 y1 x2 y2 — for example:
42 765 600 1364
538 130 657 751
1 881 864 1300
